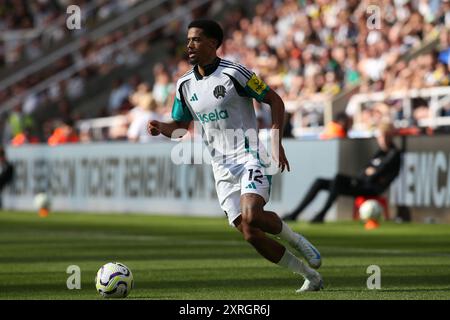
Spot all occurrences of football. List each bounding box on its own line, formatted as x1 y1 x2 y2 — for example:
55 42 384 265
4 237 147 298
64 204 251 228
95 262 134 298
33 193 51 210
359 199 383 221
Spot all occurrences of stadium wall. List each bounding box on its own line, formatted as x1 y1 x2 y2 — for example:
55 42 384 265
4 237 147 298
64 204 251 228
3 140 340 219
4 136 450 222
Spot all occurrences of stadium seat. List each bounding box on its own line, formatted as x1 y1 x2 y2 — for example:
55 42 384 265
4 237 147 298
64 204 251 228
353 195 390 220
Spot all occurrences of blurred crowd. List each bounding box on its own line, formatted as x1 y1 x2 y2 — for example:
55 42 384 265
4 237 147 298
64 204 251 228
101 0 450 142
1 0 450 146
0 0 198 145
0 0 143 67
219 0 450 133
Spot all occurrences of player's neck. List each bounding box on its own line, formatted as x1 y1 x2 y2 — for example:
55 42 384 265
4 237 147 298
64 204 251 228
197 56 219 76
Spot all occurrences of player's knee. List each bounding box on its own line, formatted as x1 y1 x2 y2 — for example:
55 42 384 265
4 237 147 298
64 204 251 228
241 204 262 226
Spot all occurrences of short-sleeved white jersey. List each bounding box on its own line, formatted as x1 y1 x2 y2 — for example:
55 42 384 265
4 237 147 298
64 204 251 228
171 58 270 172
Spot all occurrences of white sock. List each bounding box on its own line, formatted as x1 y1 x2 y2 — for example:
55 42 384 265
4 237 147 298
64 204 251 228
276 221 299 245
277 249 315 278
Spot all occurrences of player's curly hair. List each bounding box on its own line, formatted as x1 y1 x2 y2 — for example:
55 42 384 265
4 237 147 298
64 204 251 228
188 19 224 48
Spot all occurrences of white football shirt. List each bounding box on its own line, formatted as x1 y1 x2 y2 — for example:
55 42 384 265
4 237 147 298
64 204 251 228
171 58 270 171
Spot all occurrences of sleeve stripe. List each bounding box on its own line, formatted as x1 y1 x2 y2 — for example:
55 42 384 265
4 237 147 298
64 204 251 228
221 59 253 76
219 60 253 78
223 72 249 97
219 63 252 80
180 69 194 80
178 79 191 104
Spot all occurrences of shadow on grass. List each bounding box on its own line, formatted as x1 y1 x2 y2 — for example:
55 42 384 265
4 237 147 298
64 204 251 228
0 251 258 264
2 274 449 299
379 288 450 293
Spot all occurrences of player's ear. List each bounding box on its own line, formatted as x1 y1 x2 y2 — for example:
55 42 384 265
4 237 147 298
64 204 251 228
207 38 218 50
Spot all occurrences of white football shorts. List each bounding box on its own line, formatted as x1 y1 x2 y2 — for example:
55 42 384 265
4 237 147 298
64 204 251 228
212 161 272 226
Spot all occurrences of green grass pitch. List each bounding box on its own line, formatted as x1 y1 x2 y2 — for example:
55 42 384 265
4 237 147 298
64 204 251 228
0 211 449 300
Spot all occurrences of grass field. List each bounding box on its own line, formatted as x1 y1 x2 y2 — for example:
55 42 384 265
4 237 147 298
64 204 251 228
0 211 449 300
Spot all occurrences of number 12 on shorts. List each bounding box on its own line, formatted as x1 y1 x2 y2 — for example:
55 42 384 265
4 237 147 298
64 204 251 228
248 169 263 184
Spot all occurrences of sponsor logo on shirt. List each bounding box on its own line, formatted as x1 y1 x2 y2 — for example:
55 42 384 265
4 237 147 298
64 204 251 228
196 109 229 124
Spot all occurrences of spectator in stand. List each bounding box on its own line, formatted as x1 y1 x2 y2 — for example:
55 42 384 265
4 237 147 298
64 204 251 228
6 105 33 136
321 71 341 96
128 82 152 120
152 64 174 106
11 127 40 146
65 71 86 100
78 123 94 144
48 118 80 146
320 112 352 140
108 78 132 115
344 57 361 88
107 80 151 141
127 94 163 143
438 27 449 65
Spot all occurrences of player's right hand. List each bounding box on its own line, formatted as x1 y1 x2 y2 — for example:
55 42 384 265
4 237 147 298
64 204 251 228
147 120 161 136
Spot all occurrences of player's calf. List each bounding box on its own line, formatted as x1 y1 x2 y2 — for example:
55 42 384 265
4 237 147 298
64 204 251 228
235 217 285 263
240 222 262 245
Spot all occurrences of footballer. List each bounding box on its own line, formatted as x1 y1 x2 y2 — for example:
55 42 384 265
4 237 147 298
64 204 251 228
148 19 323 292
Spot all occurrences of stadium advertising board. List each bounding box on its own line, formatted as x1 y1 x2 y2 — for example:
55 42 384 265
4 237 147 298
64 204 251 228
3 140 340 219
4 142 220 215
6 136 448 221
389 135 450 221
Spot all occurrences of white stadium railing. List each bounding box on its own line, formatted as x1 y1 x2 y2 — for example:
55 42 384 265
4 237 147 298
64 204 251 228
346 86 450 129
77 115 128 140
286 93 331 138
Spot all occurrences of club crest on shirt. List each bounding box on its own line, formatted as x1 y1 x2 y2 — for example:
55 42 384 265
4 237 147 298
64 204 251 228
213 85 226 99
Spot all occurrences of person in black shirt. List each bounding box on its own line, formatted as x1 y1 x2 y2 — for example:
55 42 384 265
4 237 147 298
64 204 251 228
284 123 402 223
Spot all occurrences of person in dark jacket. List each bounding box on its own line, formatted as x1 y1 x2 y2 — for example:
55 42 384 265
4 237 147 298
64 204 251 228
284 122 402 223
0 147 14 209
